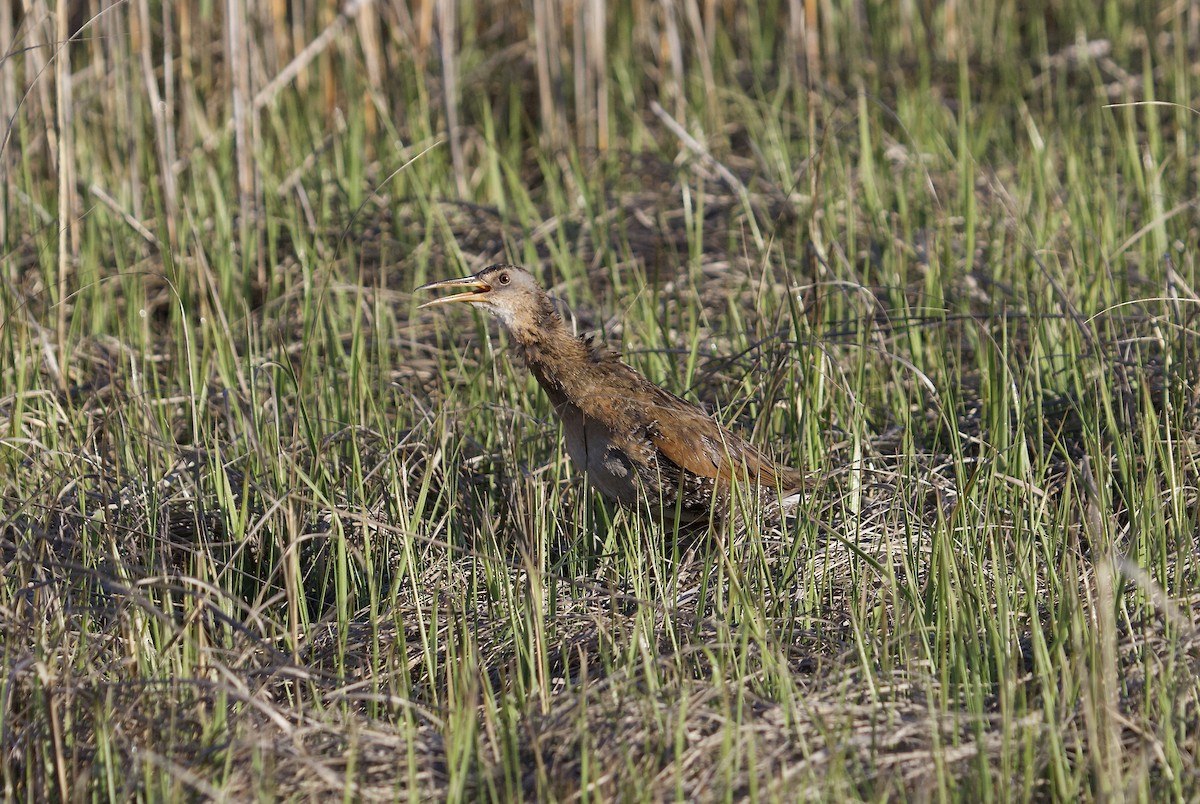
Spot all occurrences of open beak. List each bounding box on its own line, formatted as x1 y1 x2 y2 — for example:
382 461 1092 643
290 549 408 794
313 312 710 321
416 275 492 309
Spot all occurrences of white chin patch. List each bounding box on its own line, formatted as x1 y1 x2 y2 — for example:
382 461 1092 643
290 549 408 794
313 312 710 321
488 304 515 328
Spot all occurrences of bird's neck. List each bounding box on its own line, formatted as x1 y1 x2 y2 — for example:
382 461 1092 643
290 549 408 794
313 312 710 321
505 303 602 407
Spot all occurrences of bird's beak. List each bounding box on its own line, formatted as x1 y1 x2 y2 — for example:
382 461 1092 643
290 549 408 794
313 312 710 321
416 275 492 309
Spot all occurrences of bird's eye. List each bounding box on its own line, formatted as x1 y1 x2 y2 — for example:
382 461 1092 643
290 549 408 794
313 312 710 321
497 272 510 286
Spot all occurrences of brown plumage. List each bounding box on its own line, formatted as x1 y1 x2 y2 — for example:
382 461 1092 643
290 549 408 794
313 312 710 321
418 264 807 525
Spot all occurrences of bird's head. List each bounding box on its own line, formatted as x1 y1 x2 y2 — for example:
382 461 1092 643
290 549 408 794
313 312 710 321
417 264 555 335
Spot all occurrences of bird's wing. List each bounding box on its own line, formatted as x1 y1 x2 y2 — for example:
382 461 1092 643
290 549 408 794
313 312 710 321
640 386 786 486
569 358 804 491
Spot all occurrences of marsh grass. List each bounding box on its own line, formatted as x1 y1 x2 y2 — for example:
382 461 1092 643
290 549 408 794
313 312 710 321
2 0 1199 800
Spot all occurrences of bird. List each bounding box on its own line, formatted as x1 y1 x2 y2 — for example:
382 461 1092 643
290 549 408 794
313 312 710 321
417 264 808 526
